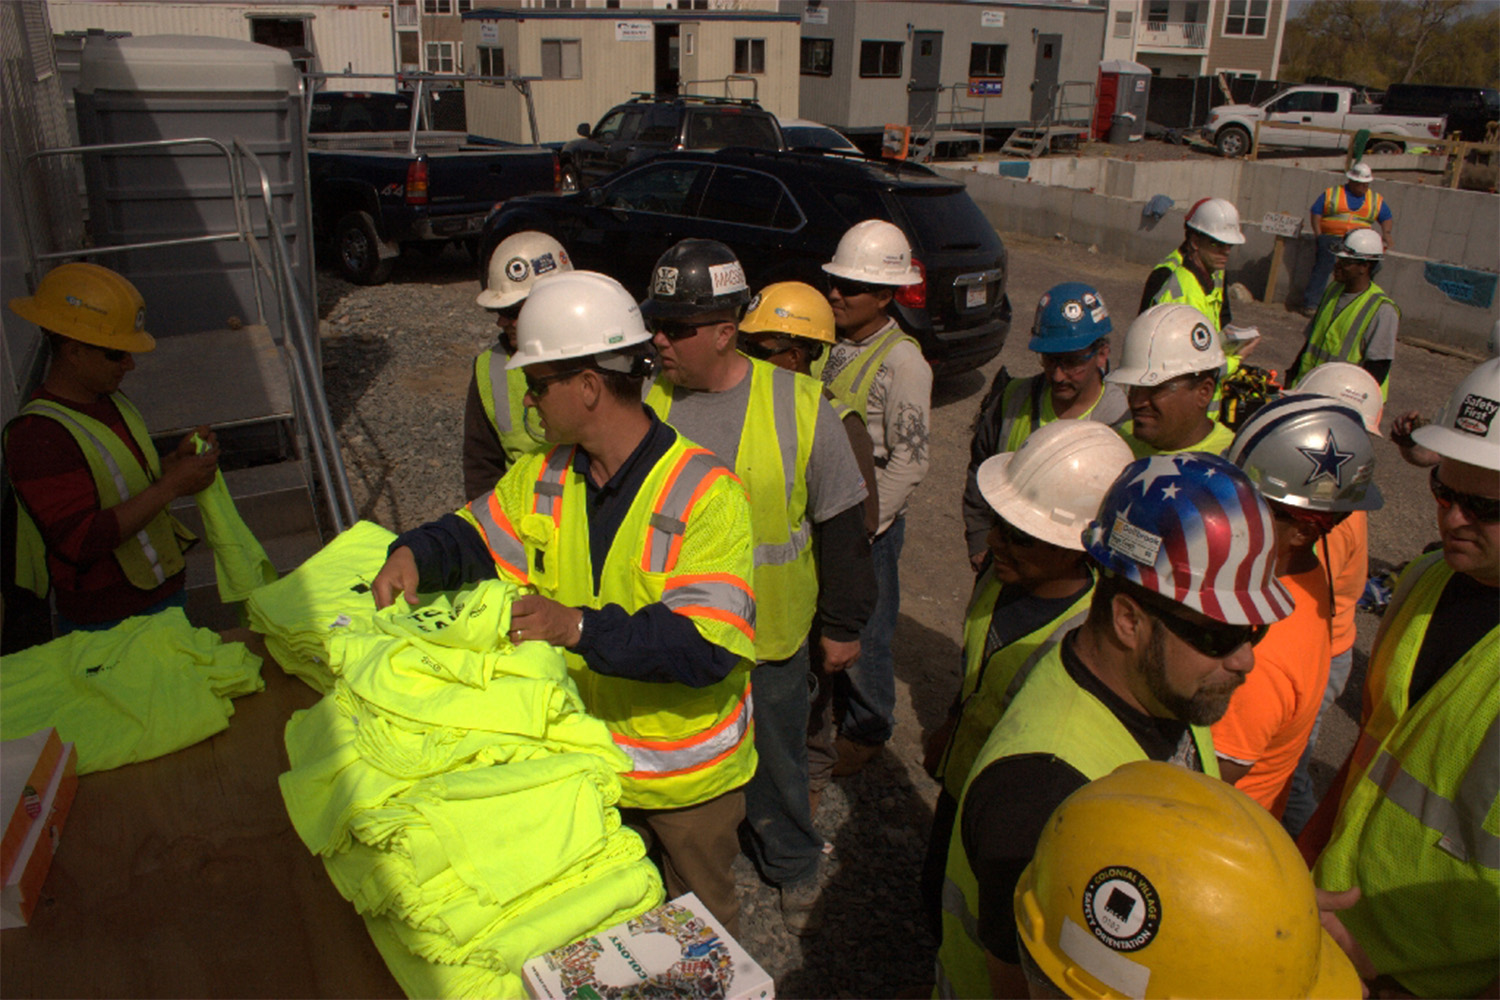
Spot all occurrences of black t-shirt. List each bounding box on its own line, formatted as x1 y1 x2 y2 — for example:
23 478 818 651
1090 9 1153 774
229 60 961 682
1408 571 1499 707
982 579 1092 665
959 633 1205 963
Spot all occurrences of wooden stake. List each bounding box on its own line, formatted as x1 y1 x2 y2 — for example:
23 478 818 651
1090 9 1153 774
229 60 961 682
1264 235 1285 304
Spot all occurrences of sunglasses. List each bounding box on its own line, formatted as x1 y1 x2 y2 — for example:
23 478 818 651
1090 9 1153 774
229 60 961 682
1130 587 1270 658
827 277 881 299
993 517 1048 550
1270 503 1347 535
523 367 584 398
738 336 798 361
1430 468 1500 524
1040 345 1101 371
650 319 717 342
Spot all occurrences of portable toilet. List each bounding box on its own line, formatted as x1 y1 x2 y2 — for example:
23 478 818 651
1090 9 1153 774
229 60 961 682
74 35 312 339
1093 60 1152 142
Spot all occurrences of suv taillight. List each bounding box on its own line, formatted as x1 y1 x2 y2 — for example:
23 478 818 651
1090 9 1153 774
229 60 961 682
553 155 562 191
405 159 429 205
894 256 926 309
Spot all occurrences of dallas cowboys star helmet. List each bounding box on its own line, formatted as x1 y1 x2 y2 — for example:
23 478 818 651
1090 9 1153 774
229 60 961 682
1226 393 1383 513
1084 452 1294 626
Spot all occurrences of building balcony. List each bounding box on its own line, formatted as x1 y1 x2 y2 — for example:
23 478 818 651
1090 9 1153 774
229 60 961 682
396 4 418 28
1136 20 1208 50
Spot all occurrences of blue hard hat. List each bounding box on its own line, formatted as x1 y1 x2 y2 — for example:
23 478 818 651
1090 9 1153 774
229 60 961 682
1029 282 1112 354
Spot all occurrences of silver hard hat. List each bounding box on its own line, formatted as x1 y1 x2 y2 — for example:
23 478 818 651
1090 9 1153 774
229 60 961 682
1226 393 1383 513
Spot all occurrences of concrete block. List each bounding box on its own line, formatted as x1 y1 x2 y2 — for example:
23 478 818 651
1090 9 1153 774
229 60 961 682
1464 201 1500 271
1435 298 1499 356
1426 231 1468 266
1431 195 1472 238
1393 185 1440 256
1102 197 1138 258
1068 190 1111 247
1104 160 1135 200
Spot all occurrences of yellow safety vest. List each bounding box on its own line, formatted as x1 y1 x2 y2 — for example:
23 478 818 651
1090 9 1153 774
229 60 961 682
647 359 821 662
992 375 1128 455
1314 553 1499 999
1319 185 1385 238
933 571 1093 801
1291 282 1397 400
459 438 759 811
1118 418 1236 459
1149 248 1224 332
934 645 1217 999
824 321 921 423
6 393 192 595
474 348 541 463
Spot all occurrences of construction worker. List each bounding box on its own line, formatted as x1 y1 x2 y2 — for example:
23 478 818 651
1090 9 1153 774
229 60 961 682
371 270 759 935
935 452 1293 998
921 420 1133 933
1308 359 1499 998
1303 161 1392 314
4 262 218 634
961 283 1129 570
462 231 571 499
1213 395 1383 817
1107 303 1236 457
820 219 933 776
1138 196 1244 332
641 242 873 937
1288 227 1399 400
1282 363 1383 835
1013 761 1362 999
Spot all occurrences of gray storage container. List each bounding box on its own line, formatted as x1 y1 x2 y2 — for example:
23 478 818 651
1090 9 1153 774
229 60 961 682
75 35 312 339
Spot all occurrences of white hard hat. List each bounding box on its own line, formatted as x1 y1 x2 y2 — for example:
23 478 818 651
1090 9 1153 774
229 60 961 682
1411 358 1500 471
508 270 651 370
977 420 1135 550
821 219 922 286
1333 228 1384 261
476 231 572 310
1293 362 1384 435
1185 197 1246 245
1347 161 1373 183
1105 303 1226 387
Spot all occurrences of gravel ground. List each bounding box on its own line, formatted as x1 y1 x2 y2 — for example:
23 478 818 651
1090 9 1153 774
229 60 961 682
314 227 1470 998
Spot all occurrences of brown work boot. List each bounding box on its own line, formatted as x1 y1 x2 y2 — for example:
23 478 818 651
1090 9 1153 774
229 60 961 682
832 735 881 777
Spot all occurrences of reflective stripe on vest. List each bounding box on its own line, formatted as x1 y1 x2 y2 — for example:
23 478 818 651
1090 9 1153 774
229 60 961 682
531 445 572 526
825 321 920 422
614 681 755 779
465 487 530 583
1365 717 1500 869
1294 282 1395 398
15 395 186 589
662 572 755 645
642 447 735 574
1321 185 1384 238
1151 250 1224 331
475 348 538 462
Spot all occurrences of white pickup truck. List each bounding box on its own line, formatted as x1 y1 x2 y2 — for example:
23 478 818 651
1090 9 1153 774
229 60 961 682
1205 85 1446 157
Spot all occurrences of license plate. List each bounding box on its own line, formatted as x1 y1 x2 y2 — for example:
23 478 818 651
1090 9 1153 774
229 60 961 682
965 284 987 309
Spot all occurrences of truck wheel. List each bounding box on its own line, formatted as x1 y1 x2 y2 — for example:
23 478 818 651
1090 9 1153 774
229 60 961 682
559 165 580 193
336 211 394 285
1368 140 1404 155
1215 126 1252 158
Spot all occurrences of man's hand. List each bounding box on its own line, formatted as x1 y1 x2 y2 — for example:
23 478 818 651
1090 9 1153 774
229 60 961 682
1318 887 1378 985
161 426 219 497
818 635 860 673
509 594 583 648
372 546 420 609
969 550 987 573
1389 410 1441 468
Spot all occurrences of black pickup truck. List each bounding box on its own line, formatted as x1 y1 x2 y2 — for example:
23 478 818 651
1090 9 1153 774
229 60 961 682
307 80 556 284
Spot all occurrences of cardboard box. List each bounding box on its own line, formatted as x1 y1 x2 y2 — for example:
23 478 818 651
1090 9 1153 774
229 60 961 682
1 741 78 929
1 729 65 879
523 893 774 999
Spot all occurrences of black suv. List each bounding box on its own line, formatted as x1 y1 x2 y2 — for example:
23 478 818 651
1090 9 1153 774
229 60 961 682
1382 84 1498 141
559 94 783 192
478 148 1010 375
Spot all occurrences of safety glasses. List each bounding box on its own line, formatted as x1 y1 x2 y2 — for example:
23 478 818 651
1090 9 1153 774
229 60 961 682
738 336 798 361
1129 587 1270 658
826 276 882 299
1040 345 1101 372
523 367 584 399
1430 468 1500 524
994 517 1048 550
649 319 716 342
1270 503 1347 535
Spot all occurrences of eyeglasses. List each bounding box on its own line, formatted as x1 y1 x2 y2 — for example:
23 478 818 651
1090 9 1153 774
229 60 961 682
1040 346 1101 372
738 336 798 361
650 319 717 342
1270 503 1346 535
1430 467 1500 524
523 367 584 399
1129 587 1269 658
827 276 881 299
993 517 1046 550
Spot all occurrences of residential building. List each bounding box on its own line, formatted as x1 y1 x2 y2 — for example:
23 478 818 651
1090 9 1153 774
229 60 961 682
1099 0 1287 81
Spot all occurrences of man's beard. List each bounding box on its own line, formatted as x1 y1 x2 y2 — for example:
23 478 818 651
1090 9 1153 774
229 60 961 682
1142 624 1244 726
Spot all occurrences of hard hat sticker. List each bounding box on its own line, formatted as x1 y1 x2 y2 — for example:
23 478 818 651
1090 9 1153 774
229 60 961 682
1063 301 1084 322
1190 323 1213 351
505 257 531 283
707 261 747 294
1108 515 1162 566
654 267 680 296
532 252 557 276
1455 393 1497 436
1082 866 1160 952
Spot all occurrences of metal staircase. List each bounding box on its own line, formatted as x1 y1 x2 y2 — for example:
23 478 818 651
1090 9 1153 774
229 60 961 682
1000 81 1095 159
907 82 986 163
22 137 357 628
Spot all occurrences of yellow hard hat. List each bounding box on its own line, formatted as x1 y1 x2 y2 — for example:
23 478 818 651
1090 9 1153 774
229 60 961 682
738 281 836 345
1014 761 1362 999
8 262 155 353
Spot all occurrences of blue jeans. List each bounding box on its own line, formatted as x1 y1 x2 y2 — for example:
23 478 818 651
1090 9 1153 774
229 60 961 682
1302 234 1342 309
836 516 903 746
54 588 188 636
743 643 823 888
1281 647 1355 837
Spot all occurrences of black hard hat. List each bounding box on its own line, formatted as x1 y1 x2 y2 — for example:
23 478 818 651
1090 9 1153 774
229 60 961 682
640 239 751 320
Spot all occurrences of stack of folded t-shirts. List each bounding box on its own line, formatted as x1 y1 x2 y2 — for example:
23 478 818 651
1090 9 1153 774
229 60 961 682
246 520 398 693
278 578 664 999
0 608 263 774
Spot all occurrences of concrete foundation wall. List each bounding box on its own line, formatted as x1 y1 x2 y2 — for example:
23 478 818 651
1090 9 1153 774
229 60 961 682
944 163 1499 356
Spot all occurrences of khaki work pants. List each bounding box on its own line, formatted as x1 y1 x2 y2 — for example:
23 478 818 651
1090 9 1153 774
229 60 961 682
624 789 746 937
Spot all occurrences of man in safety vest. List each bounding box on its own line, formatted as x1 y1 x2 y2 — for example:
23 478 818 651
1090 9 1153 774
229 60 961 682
819 218 933 776
462 231 571 499
5 262 219 635
933 452 1293 998
1306 359 1499 999
1214 395 1383 818
962 282 1128 570
642 240 874 936
1139 196 1244 333
1288 228 1399 400
1303 161 1392 315
1013 762 1361 999
1108 303 1236 457
920 420 1132 934
372 270 759 935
